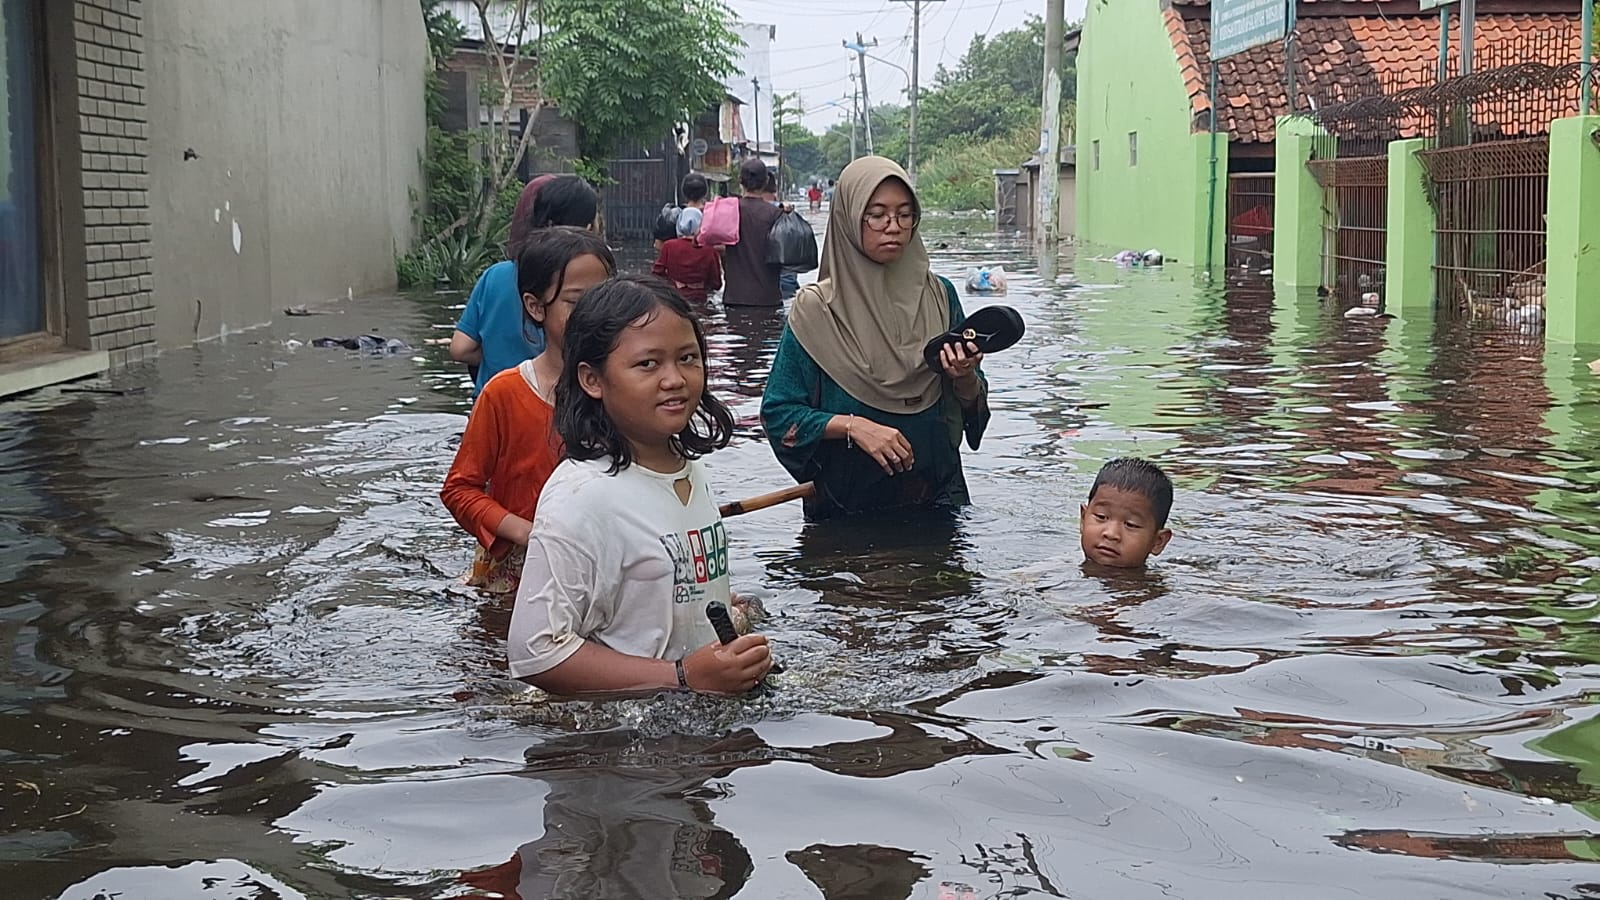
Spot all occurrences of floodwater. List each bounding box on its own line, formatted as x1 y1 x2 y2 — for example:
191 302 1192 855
4 217 1600 900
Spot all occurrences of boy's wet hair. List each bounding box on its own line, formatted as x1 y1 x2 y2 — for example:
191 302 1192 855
1088 458 1173 528
515 227 616 341
681 172 709 202
556 275 734 473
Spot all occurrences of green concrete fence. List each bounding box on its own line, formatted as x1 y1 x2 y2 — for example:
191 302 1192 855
1273 114 1598 345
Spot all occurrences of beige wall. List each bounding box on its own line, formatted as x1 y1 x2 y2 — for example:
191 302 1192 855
144 0 426 347
1015 166 1077 238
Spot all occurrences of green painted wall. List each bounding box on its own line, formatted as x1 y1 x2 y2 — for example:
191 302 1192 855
1272 116 1324 288
1385 137 1435 322
1077 0 1222 267
1546 115 1600 345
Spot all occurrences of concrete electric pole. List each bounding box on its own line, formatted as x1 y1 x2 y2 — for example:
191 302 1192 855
752 76 762 155
844 33 876 155
892 0 943 185
849 71 859 161
1039 0 1065 252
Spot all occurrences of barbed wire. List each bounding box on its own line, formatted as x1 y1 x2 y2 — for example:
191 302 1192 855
1312 60 1588 128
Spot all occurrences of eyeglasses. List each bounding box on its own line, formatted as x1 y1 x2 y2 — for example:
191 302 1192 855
862 209 920 232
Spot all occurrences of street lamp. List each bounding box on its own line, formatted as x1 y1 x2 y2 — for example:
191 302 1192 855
844 43 910 80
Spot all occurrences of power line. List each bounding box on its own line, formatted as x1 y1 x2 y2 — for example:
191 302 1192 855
768 41 859 55
937 0 970 67
979 0 1004 38
782 53 860 75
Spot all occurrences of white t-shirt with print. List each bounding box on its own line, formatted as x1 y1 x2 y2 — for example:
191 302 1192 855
508 456 728 679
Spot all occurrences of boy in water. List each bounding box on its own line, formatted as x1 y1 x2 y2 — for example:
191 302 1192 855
676 172 709 237
1081 458 1173 569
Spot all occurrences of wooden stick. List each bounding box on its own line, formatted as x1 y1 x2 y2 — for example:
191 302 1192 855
719 482 815 518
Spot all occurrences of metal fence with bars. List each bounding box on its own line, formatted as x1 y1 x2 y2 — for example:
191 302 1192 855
1306 26 1584 337
1225 174 1274 274
1412 46 1576 337
601 136 682 242
1417 138 1549 334
1307 156 1388 306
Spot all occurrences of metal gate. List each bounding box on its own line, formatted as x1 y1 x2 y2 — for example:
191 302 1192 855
993 169 1019 231
601 136 681 242
1224 174 1274 273
1417 137 1548 335
1307 156 1388 306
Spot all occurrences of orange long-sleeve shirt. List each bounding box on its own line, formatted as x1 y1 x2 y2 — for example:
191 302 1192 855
441 363 563 557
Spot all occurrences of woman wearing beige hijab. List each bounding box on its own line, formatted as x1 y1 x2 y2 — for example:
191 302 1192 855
760 157 989 519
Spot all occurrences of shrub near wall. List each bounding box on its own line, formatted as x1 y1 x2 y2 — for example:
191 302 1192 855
917 126 1039 212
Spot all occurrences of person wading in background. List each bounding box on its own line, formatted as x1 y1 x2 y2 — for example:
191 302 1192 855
720 159 782 308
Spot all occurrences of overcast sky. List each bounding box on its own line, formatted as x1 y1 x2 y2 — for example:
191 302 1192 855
727 0 1088 132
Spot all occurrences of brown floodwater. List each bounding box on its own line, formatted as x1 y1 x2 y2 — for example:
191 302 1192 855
4 216 1600 899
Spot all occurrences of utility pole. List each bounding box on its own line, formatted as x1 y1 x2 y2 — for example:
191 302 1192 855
848 72 860 161
892 0 943 185
844 33 876 155
774 96 785 193
752 77 762 158
1039 0 1065 252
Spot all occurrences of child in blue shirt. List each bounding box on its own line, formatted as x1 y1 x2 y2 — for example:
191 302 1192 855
450 175 599 396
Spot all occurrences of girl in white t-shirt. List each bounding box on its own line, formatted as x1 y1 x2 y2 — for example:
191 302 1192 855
509 275 773 694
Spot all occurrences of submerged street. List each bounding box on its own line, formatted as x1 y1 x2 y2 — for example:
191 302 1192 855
5 219 1600 898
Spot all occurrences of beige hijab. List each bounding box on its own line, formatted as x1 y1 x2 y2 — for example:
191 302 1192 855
789 157 949 415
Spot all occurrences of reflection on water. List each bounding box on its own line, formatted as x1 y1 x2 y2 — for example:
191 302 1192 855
4 218 1600 899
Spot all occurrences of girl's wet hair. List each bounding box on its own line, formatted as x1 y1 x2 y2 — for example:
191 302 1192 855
556 275 733 473
515 227 616 342
653 209 680 243
1088 458 1174 528
527 175 598 231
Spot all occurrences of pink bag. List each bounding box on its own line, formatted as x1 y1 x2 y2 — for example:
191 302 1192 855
698 196 741 247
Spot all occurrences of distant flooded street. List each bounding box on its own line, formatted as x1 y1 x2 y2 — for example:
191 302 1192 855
5 216 1600 899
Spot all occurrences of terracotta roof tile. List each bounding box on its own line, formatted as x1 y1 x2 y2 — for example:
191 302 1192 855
1166 10 1585 143
1163 5 1211 118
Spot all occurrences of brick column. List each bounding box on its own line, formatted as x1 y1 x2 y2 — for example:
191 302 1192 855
73 0 153 367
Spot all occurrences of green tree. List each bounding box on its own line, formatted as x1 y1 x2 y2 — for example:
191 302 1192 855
817 121 857 179
867 103 909 168
778 121 825 184
917 16 1076 149
541 0 743 166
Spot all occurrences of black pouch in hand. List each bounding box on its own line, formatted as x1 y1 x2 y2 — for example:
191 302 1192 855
922 305 1026 371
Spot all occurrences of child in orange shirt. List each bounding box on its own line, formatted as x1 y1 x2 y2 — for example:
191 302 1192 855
441 228 617 595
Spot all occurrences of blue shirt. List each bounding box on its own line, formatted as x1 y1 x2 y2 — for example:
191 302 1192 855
456 260 545 396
